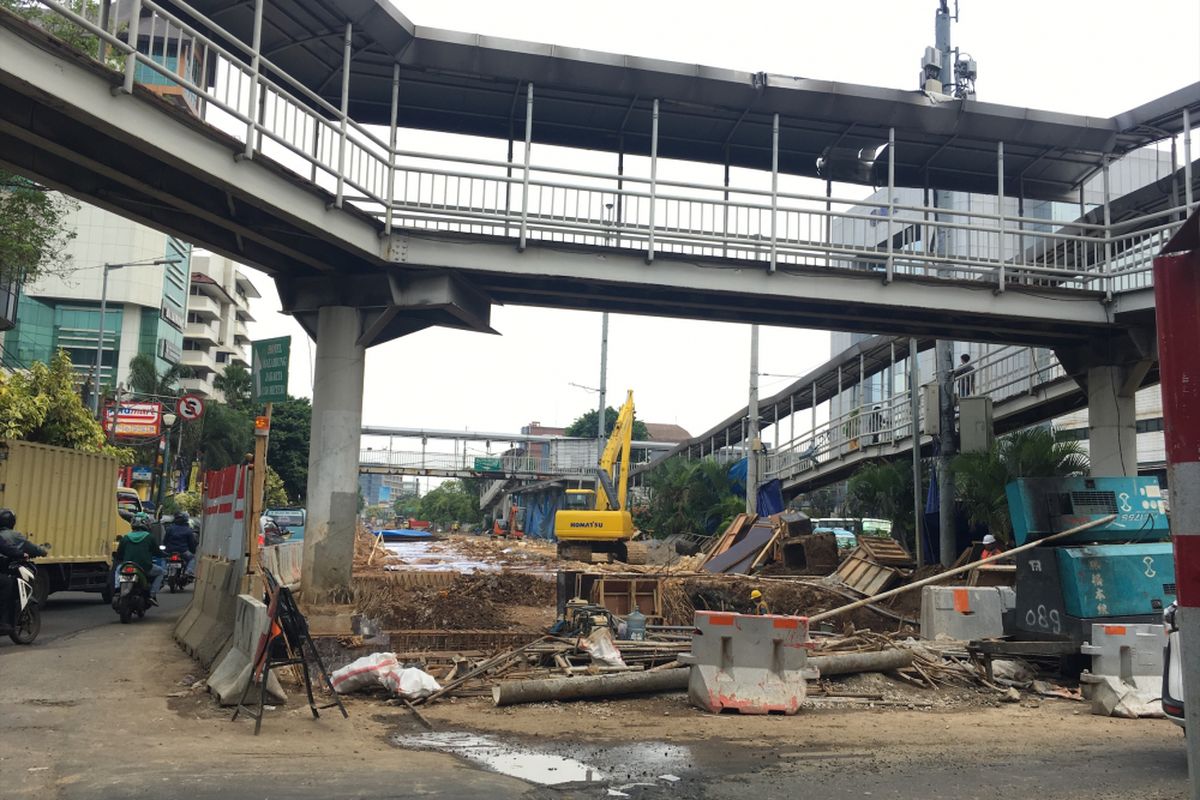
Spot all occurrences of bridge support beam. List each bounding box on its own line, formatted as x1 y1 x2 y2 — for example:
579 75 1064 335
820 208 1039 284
1086 364 1139 477
302 306 366 600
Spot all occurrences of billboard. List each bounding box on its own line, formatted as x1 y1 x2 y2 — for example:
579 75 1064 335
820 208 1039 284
107 401 163 437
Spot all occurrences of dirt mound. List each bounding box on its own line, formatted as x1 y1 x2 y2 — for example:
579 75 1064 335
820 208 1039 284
352 571 554 631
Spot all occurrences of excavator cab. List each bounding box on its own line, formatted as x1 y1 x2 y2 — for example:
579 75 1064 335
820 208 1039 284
563 489 595 511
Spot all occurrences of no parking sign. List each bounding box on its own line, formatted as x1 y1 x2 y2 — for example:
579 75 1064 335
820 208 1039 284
177 393 205 421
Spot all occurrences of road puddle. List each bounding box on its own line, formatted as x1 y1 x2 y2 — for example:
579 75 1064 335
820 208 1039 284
391 731 693 787
392 731 602 785
383 542 499 573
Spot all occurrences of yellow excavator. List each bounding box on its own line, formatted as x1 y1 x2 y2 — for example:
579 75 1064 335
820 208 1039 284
554 390 648 564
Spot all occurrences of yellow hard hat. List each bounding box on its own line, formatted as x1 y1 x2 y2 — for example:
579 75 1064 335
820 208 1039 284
750 589 763 600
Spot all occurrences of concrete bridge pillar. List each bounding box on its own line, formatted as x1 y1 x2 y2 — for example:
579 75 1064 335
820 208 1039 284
277 272 494 601
1086 365 1137 477
301 306 365 600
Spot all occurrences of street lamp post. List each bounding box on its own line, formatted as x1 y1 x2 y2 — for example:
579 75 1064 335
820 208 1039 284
90 257 179 416
157 409 178 508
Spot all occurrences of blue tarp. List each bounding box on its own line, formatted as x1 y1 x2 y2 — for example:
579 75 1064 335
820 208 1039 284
728 458 783 516
521 488 565 540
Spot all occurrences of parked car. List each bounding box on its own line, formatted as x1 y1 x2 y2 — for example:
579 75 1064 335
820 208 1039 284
1163 601 1185 728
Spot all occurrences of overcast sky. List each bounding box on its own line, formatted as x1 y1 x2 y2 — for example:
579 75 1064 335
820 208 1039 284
242 0 1200 447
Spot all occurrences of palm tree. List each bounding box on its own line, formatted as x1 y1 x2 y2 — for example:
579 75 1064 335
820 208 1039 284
848 460 909 530
126 353 190 397
213 362 252 412
953 427 1089 542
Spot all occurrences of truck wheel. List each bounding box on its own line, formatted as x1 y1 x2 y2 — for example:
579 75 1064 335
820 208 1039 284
101 582 113 604
624 542 650 566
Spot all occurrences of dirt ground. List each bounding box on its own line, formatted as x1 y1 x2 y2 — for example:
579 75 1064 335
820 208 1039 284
2 592 1188 800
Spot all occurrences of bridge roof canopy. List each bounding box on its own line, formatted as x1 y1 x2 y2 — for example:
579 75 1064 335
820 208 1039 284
173 0 1200 202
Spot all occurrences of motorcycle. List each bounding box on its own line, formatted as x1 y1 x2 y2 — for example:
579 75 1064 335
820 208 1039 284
112 552 158 624
0 544 49 644
164 552 193 593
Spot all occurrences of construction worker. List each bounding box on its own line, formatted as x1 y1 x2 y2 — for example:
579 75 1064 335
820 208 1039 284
750 589 770 616
981 534 1005 560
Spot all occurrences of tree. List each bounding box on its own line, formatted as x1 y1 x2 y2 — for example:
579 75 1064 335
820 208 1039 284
213 362 253 414
127 353 190 397
795 487 841 518
846 460 928 551
267 396 310 502
566 406 649 442
635 457 742 539
392 491 421 519
264 466 289 507
1 0 125 66
0 349 131 462
191 402 253 470
0 169 77 285
953 427 1089 542
418 480 481 524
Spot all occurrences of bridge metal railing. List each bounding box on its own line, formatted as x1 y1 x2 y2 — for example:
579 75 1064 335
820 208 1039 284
12 0 1192 296
761 345 1070 484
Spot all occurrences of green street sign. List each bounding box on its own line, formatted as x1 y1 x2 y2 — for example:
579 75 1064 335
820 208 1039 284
251 336 291 403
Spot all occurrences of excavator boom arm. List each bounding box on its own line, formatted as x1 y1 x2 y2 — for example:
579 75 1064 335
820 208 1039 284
596 390 635 511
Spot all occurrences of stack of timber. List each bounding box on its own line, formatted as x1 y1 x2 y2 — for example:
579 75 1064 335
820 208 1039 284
834 537 916 595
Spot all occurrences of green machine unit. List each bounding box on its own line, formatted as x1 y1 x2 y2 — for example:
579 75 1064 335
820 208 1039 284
1004 477 1174 647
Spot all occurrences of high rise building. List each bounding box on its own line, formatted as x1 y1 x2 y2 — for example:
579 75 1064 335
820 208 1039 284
6 203 191 391
180 252 258 400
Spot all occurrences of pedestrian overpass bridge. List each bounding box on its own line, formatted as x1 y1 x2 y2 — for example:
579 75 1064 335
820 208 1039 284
1 0 1197 595
636 335 1137 497
0 0 1194 347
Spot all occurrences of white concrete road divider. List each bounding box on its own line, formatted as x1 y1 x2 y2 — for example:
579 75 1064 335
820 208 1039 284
260 540 303 589
174 556 241 666
680 611 816 715
207 594 287 706
175 464 251 667
1081 622 1168 718
920 586 1016 641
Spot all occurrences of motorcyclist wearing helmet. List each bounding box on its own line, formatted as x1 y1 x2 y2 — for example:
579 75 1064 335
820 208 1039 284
0 508 47 625
115 512 164 601
163 512 198 577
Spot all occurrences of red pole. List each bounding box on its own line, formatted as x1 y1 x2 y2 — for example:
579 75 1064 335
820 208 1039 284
1154 210 1200 800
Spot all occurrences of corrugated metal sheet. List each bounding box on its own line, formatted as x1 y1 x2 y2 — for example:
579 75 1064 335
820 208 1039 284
0 440 124 564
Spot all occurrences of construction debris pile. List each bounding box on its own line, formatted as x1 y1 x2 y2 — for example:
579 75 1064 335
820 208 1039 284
352 572 555 631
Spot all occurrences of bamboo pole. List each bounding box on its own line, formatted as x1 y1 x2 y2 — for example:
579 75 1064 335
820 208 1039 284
808 514 1116 623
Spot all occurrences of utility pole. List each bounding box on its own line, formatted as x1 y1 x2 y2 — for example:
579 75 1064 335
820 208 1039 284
747 324 760 515
933 0 958 567
597 312 609 460
909 338 925 567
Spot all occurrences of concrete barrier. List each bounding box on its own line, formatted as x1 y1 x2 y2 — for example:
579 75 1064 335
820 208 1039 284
681 611 816 715
920 586 1016 641
261 540 303 588
206 594 287 706
1081 623 1168 717
174 556 241 667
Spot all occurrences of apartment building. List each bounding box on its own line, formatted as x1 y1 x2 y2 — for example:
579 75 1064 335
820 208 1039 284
180 252 259 400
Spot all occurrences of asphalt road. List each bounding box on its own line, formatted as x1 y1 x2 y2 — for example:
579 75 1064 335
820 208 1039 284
0 588 192 654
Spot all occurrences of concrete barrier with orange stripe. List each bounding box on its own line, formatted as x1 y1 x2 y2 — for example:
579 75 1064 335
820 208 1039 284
680 610 816 714
919 586 1014 641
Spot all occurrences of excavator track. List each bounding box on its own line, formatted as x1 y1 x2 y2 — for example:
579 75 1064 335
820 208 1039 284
623 542 650 565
